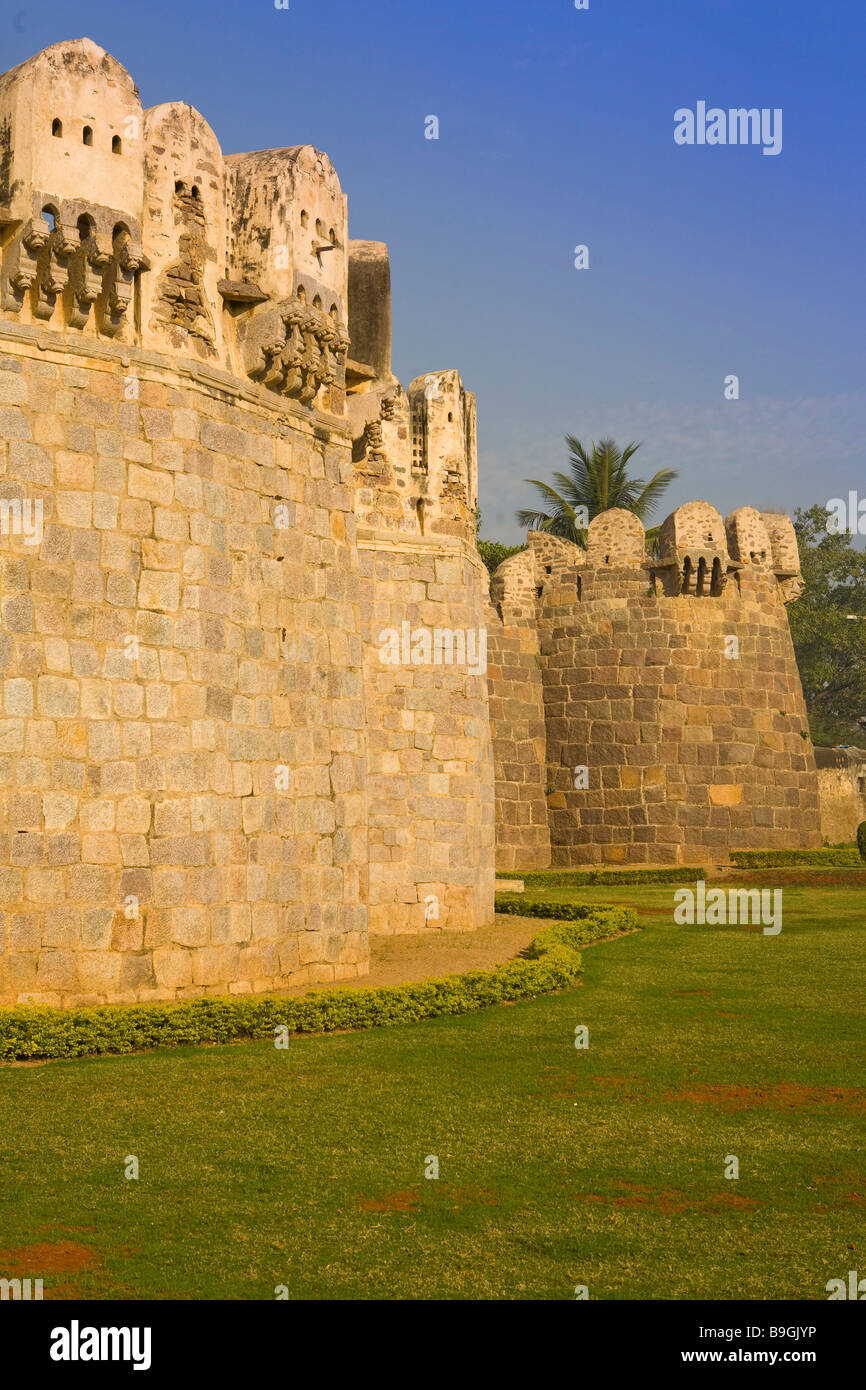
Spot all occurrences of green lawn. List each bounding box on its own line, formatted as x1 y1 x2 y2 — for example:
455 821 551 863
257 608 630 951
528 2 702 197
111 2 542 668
1 884 863 1300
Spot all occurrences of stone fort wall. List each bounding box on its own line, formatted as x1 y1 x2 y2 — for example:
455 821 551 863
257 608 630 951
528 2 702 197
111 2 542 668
0 37 824 1003
0 38 494 1006
488 506 822 867
0 328 369 1004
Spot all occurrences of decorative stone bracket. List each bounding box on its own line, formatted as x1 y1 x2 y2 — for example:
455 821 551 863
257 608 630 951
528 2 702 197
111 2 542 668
2 213 149 334
245 296 350 404
102 231 149 337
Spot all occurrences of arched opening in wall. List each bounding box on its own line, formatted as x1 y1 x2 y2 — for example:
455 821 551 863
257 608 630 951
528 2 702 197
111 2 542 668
696 556 708 596
112 135 122 154
77 213 95 243
415 498 425 534
577 575 582 600
300 210 309 228
329 304 338 319
313 294 322 309
51 118 63 138
447 412 453 422
41 205 58 231
710 557 724 596
315 218 324 237
82 125 93 147
296 285 307 305
681 555 693 595
329 228 337 245
191 186 200 201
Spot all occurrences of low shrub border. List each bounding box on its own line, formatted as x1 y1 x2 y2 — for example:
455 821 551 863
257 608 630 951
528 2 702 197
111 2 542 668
0 908 638 1062
495 898 637 931
495 867 701 887
730 849 862 868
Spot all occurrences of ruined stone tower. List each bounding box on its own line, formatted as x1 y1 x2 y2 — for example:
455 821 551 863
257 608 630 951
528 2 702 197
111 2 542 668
0 39 493 1006
488 504 821 867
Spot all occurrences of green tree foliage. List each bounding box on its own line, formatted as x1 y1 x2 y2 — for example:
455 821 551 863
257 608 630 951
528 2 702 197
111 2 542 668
789 505 866 745
477 538 525 574
515 436 677 548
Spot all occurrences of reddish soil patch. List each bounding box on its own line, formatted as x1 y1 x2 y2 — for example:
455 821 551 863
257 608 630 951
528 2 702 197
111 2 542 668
359 1189 421 1213
0 1241 96 1275
807 1166 865 1211
587 1074 653 1102
571 1181 758 1214
0 1232 137 1299
445 1187 500 1209
664 1082 866 1114
358 1184 500 1214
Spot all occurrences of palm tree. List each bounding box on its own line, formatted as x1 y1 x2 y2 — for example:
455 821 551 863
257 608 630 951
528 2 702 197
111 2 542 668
515 436 677 549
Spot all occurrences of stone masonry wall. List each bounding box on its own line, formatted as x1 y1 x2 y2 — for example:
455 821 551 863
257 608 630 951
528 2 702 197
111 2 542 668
540 563 821 865
814 750 866 845
0 325 367 1005
361 538 494 931
485 603 551 872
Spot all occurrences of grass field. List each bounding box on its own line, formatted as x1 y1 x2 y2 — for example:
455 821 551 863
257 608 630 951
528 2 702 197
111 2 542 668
1 883 863 1300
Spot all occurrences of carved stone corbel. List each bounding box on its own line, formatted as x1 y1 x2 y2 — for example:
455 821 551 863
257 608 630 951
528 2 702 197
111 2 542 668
243 297 350 405
33 221 78 320
298 307 324 403
101 234 150 337
1 217 49 311
67 230 112 329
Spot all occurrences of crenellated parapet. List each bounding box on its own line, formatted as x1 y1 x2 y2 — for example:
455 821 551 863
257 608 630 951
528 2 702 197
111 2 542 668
491 502 805 620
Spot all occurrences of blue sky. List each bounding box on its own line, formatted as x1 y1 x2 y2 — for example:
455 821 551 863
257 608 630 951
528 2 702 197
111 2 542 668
5 0 864 540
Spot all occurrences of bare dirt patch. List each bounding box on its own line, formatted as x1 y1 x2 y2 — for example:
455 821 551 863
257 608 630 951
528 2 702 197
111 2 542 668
663 1082 866 1114
570 1181 759 1213
279 918 548 997
358 1184 500 1214
0 1240 96 1275
359 1189 421 1213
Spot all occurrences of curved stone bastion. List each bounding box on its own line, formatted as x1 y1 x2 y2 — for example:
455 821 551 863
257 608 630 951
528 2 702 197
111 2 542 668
0 38 494 1006
487 505 821 868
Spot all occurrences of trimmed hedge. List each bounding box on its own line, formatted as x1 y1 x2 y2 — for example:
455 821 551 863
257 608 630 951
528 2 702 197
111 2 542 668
858 823 866 864
495 898 637 933
729 849 863 868
0 908 637 1062
495 867 701 887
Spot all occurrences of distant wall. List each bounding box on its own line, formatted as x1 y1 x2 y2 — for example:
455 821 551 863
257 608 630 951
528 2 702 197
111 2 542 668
486 512 822 868
815 750 866 843
540 564 820 866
